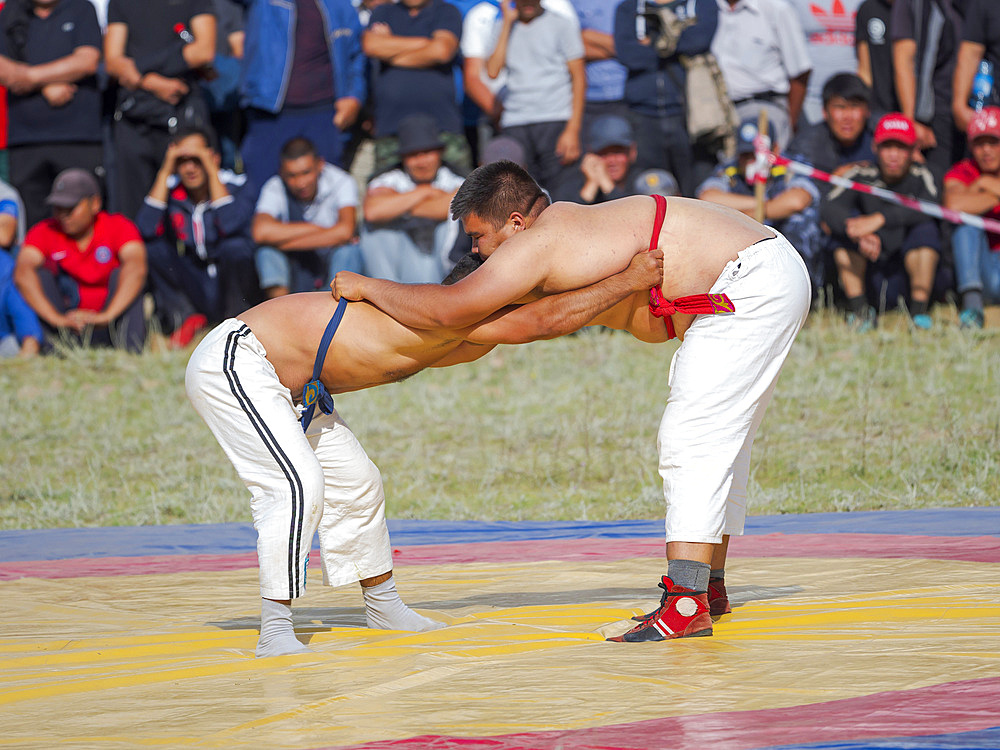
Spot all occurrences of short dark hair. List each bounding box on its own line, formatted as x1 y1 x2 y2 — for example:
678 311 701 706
822 73 871 107
450 160 549 230
170 125 218 152
280 137 318 163
441 253 485 285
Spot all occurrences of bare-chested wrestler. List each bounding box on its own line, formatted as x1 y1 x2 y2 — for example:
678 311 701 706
185 243 663 657
332 160 811 642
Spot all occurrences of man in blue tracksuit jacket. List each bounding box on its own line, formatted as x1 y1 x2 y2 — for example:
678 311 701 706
613 0 717 196
238 0 367 194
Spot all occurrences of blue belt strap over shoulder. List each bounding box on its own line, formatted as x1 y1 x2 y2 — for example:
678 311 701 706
300 297 348 432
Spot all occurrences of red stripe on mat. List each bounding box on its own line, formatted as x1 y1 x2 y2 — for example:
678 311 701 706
1 533 998 580
316 676 1000 750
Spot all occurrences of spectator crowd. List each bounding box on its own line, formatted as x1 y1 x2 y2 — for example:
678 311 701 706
0 0 997 357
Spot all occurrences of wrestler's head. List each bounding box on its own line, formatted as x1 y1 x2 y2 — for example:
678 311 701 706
450 160 550 257
441 253 485 285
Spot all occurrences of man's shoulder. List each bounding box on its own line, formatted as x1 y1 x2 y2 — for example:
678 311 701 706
96 212 142 242
945 158 980 183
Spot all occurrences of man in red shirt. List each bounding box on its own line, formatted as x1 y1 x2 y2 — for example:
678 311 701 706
944 106 1000 329
14 168 147 351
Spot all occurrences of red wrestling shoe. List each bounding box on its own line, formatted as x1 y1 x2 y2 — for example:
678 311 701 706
708 577 731 616
632 576 731 623
170 313 208 349
610 576 712 642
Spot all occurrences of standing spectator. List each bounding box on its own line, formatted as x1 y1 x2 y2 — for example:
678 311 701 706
135 126 258 348
252 137 361 298
360 113 464 283
104 0 216 220
203 0 244 172
944 106 1000 329
239 0 365 193
891 0 965 180
14 168 147 351
698 117 822 287
486 0 585 201
570 113 645 203
821 112 941 330
572 0 627 121
363 0 472 175
856 0 899 121
0 0 104 229
711 0 813 151
951 0 1000 134
614 0 719 196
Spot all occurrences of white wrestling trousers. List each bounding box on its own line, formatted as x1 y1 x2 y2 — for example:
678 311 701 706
185 320 393 600
659 233 811 544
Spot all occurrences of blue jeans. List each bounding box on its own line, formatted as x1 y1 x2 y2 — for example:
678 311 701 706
953 224 1000 304
360 223 455 284
255 243 364 294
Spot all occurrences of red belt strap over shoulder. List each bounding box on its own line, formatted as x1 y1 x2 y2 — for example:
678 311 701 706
647 194 735 339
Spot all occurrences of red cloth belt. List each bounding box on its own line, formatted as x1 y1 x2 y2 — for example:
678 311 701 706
647 194 735 339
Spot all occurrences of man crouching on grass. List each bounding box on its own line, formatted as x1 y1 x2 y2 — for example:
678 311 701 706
185 241 663 657
332 160 811 642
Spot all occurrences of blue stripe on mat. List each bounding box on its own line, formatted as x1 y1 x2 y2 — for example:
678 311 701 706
766 725 1000 750
1 508 998 563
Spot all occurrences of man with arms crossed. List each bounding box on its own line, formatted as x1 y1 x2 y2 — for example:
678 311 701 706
333 160 811 642
186 235 664 657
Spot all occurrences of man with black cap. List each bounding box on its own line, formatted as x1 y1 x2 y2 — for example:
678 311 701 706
13 168 147 352
697 117 821 290
572 114 644 204
360 113 465 283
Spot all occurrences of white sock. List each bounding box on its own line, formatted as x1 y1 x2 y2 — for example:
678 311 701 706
255 598 310 657
363 576 445 632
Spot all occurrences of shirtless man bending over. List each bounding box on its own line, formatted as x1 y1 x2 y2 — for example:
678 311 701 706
185 242 663 657
332 160 811 642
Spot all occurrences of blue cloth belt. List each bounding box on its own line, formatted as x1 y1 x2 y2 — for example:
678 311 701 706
300 297 347 432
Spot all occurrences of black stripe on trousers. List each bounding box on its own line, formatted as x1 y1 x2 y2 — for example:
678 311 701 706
222 325 306 599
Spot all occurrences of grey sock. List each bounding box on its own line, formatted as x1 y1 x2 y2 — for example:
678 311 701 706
363 576 445 632
255 598 310 658
963 289 984 312
668 559 711 592
710 569 725 580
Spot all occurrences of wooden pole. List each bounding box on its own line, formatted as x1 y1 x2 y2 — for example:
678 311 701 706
753 108 768 224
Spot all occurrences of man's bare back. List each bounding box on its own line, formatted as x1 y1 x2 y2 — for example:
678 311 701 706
238 293 468 399
333 195 773 331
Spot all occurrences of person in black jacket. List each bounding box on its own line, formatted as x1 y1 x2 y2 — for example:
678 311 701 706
135 126 258 348
821 112 942 330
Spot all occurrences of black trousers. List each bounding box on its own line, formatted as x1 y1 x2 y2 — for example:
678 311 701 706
8 142 103 228
111 117 171 220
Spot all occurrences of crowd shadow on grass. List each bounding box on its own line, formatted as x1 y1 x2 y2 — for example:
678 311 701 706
205 585 804 632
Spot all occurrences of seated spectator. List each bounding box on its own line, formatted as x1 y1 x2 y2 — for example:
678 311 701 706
944 106 1000 330
14 168 147 351
0 0 104 229
360 113 464 283
571 114 643 204
0 247 41 357
820 113 941 331
487 0 585 202
363 0 472 175
135 126 258 348
786 73 877 296
252 137 361 298
697 118 821 284
0 175 39 356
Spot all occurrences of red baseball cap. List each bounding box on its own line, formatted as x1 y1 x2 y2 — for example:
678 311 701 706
967 106 1000 141
873 113 917 147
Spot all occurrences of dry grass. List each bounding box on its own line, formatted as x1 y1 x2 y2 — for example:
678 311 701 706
1 304 998 530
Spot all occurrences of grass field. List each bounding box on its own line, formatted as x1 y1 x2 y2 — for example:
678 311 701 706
1 305 998 531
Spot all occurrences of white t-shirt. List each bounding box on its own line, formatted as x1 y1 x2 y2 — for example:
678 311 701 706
711 0 812 102
498 11 585 127
255 163 358 226
461 0 580 98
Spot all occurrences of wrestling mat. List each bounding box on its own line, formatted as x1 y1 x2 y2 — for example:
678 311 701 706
1 508 998 749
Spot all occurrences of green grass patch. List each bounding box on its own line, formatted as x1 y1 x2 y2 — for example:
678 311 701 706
1 306 997 530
